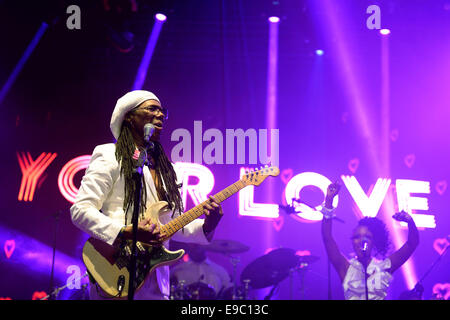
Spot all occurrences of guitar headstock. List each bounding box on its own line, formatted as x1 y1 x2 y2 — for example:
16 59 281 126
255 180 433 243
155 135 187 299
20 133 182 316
241 166 280 186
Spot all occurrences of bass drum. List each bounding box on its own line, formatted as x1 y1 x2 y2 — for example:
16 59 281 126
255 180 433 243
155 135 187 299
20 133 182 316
185 282 217 300
218 285 247 300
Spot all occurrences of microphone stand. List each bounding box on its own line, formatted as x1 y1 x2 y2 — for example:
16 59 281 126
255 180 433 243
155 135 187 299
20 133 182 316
327 258 332 300
279 200 343 300
399 241 449 300
127 140 153 301
361 254 370 300
364 262 369 300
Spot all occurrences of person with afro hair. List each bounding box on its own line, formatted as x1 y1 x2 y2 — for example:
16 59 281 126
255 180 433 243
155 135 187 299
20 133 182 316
321 182 419 300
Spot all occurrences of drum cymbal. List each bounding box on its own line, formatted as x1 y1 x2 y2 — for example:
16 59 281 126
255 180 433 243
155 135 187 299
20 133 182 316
297 254 320 265
203 239 250 254
240 248 317 289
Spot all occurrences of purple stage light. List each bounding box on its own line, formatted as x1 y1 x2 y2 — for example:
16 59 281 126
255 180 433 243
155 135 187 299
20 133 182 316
0 224 86 283
380 28 391 35
0 22 48 105
155 13 167 22
315 49 324 56
268 16 280 23
133 13 166 90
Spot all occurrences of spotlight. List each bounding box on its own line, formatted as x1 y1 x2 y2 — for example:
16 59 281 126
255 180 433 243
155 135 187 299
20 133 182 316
380 28 391 35
315 49 324 56
268 16 280 23
155 13 167 22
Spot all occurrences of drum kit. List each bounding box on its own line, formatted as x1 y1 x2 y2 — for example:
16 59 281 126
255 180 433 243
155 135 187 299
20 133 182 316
169 240 319 300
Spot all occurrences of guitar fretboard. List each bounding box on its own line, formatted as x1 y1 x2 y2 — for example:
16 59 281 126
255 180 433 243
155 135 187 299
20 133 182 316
161 179 247 238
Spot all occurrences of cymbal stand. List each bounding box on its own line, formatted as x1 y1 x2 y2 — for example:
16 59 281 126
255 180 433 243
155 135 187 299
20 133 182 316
41 271 88 300
289 268 294 300
228 255 240 300
289 262 309 300
48 210 62 300
400 241 449 300
263 283 279 300
242 279 251 300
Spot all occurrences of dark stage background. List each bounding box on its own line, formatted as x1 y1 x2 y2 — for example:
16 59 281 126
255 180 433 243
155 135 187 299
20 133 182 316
0 0 449 300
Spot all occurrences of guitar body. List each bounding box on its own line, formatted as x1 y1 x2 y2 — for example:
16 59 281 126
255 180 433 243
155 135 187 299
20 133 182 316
82 201 185 298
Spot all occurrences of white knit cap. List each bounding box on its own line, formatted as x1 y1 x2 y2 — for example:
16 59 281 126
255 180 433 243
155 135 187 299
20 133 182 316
110 90 160 140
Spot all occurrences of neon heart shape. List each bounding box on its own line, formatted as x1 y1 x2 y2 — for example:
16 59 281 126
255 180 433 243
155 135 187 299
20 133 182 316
390 129 399 142
433 238 449 255
272 216 284 232
295 250 311 256
281 189 288 206
435 180 447 195
432 283 450 300
348 158 359 174
280 168 293 185
32 291 47 300
4 240 15 259
404 154 415 168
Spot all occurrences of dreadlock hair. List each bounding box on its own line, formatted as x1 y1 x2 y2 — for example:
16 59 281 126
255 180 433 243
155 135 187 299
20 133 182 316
115 121 183 224
149 140 184 217
357 217 391 257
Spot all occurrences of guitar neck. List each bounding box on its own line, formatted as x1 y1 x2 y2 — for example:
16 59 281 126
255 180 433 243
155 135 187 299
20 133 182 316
161 179 247 238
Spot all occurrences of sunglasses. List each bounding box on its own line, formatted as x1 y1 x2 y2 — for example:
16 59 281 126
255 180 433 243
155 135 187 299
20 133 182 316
135 105 169 119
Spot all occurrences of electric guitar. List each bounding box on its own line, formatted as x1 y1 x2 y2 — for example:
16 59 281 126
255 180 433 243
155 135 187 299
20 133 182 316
82 166 279 298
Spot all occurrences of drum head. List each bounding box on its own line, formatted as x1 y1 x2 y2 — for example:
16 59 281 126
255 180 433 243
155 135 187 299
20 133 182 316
218 285 245 300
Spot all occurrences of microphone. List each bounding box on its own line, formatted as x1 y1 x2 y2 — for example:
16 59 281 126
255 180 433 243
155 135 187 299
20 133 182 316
144 123 155 143
361 236 369 253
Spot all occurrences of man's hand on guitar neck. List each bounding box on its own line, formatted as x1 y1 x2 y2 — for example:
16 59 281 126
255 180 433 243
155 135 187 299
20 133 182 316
119 217 163 245
202 195 223 241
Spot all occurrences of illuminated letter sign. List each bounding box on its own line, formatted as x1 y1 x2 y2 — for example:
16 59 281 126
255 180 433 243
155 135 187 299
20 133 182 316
341 175 391 218
285 172 337 222
173 162 215 207
396 179 435 228
239 167 279 219
17 152 57 201
58 156 91 203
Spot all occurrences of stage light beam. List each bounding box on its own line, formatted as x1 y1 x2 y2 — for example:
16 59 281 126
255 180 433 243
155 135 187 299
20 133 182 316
132 14 167 90
0 22 48 106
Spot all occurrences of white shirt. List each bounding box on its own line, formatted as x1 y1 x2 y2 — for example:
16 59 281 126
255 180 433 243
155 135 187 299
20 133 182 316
70 143 209 299
342 258 393 300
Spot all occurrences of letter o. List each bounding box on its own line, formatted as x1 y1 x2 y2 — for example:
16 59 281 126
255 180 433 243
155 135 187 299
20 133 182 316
58 155 91 203
284 172 338 222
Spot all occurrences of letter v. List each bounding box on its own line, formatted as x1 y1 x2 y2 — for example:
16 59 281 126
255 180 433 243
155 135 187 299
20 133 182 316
341 175 391 218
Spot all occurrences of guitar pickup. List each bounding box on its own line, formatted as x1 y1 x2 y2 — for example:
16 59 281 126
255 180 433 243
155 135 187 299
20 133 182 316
123 246 132 257
136 242 146 254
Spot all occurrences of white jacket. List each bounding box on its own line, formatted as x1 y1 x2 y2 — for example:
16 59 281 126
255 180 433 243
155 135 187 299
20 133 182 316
70 143 209 299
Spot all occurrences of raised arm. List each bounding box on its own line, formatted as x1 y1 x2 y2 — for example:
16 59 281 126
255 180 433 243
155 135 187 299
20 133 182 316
321 182 349 282
387 211 419 274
